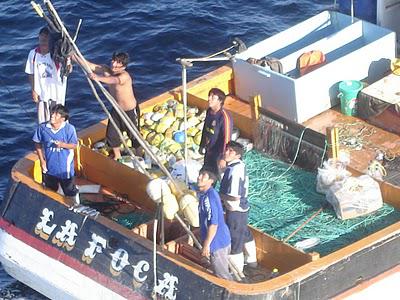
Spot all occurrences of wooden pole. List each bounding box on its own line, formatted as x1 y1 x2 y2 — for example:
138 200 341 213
283 207 324 243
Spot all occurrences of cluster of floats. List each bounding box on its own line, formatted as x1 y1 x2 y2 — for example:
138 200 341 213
1 1 400 299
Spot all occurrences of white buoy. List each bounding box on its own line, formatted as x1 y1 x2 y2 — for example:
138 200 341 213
146 178 171 203
179 193 199 227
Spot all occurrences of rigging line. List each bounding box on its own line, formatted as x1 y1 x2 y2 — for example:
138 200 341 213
320 140 328 167
272 126 309 180
41 0 182 194
42 1 209 259
83 74 150 177
0 76 36 122
91 78 183 192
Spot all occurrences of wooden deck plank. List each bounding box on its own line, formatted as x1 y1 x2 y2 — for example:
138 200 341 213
303 107 400 173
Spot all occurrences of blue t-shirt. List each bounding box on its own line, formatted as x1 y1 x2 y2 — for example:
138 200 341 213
198 187 231 253
33 121 78 179
220 159 249 212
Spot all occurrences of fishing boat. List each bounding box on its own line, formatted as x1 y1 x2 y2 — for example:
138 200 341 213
1 1 400 299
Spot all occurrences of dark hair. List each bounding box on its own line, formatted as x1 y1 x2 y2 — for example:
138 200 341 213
51 104 69 121
199 167 219 183
208 88 226 106
226 141 244 158
39 27 49 36
112 52 129 67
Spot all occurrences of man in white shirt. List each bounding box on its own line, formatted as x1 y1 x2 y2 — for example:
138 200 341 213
219 141 257 275
25 27 67 124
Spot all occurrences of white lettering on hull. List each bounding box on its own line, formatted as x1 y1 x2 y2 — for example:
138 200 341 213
34 207 179 299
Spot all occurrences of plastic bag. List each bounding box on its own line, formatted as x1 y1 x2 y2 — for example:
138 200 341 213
326 175 383 220
316 159 351 194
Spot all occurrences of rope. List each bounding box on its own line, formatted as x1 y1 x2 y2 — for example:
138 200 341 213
336 121 399 161
152 204 161 299
244 150 400 256
84 76 150 176
271 126 309 180
40 0 184 194
0 76 36 123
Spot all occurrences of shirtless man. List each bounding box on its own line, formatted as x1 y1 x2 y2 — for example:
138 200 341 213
77 52 139 160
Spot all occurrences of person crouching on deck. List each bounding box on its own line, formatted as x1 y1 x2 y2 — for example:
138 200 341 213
73 52 140 160
197 168 233 281
199 88 233 175
33 104 79 204
219 141 257 276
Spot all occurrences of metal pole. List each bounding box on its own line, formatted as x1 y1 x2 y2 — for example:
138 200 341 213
351 0 354 23
182 64 188 186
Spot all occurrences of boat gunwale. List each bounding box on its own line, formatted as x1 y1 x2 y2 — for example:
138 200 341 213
5 63 400 296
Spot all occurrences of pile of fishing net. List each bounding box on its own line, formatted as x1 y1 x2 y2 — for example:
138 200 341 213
244 150 400 256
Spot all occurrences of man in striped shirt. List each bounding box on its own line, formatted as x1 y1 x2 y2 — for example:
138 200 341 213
199 88 233 175
219 141 257 275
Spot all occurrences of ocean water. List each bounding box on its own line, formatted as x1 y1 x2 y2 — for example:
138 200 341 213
0 0 332 298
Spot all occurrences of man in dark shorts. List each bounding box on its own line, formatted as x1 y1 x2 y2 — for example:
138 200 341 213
76 52 139 160
219 141 257 275
33 104 79 204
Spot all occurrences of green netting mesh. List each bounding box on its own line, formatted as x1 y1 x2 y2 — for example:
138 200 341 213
113 211 152 229
244 150 400 256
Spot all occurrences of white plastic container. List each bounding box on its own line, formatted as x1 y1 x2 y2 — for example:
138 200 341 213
233 11 396 123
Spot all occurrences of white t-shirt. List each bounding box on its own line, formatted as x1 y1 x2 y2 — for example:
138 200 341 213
25 48 67 104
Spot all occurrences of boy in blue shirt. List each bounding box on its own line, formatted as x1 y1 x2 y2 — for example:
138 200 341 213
197 168 232 280
33 104 79 204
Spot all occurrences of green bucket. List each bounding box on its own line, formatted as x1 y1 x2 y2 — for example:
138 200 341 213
338 80 363 116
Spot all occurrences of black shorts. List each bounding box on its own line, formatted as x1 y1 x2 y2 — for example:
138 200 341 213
43 173 78 197
225 210 254 254
106 108 140 148
203 152 220 177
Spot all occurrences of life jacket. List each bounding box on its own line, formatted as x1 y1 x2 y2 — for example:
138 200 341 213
296 50 326 76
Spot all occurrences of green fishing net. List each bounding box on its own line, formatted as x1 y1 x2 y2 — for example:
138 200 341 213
113 211 153 229
244 150 400 256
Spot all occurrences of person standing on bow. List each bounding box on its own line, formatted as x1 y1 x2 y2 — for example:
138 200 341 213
199 88 233 175
74 52 139 160
197 168 233 281
33 104 79 204
219 141 257 275
25 27 69 124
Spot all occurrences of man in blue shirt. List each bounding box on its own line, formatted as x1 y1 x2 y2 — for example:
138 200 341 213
219 141 257 275
33 104 79 203
197 168 232 280
199 88 233 175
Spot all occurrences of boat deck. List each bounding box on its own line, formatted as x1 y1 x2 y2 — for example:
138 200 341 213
304 107 400 175
223 94 400 186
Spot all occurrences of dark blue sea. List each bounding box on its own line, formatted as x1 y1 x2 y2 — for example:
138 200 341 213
0 0 332 298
